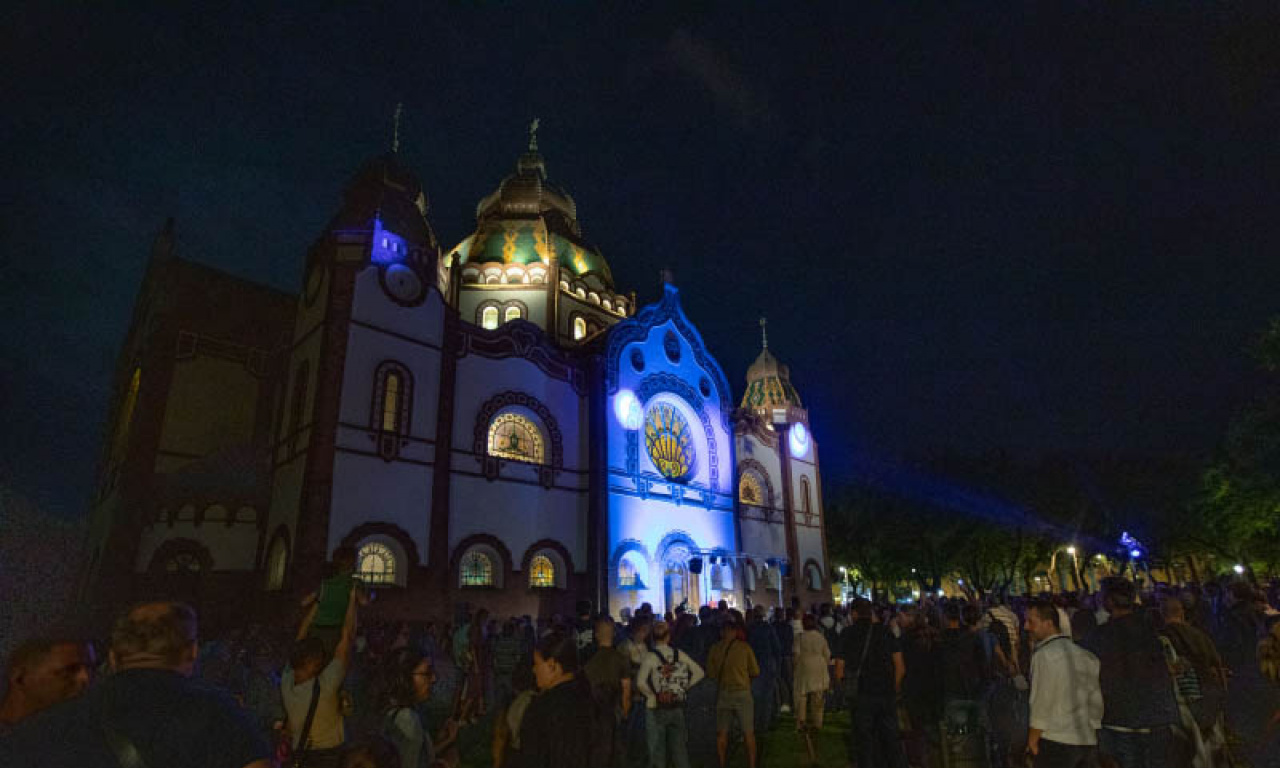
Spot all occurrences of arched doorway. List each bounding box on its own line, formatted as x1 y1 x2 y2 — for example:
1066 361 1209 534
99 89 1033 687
662 544 700 613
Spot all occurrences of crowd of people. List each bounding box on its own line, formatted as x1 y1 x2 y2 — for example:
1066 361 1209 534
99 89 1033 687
3 554 1280 768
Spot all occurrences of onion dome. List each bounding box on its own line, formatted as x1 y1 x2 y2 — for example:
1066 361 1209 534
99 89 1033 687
741 318 806 421
450 121 613 287
328 152 438 249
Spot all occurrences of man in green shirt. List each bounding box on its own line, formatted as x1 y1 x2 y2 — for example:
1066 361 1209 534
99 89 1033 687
583 617 632 768
301 546 368 658
707 619 760 768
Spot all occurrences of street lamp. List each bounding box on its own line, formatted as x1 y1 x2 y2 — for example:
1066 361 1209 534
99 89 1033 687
1233 564 1245 575
1066 546 1077 555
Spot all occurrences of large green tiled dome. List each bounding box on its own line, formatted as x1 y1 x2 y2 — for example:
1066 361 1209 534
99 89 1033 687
450 130 613 287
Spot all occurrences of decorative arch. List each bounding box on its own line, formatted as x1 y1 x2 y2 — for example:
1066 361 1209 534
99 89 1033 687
473 391 564 485
503 299 530 324
803 558 824 592
636 373 721 491
148 538 214 575
337 522 422 571
521 539 572 590
737 457 776 513
451 533 514 589
371 361 413 447
655 530 699 566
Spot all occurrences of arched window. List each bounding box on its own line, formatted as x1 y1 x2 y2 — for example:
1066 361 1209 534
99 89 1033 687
461 551 494 587
265 535 288 591
505 306 522 323
481 306 499 330
372 363 412 457
739 472 764 506
573 316 587 340
529 555 555 588
619 559 637 587
357 542 396 585
487 412 545 464
381 372 402 432
806 562 823 591
801 476 812 518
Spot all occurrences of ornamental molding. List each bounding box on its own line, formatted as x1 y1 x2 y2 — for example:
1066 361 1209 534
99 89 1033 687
636 372 720 492
737 457 777 516
472 390 564 488
457 318 589 396
604 286 733 433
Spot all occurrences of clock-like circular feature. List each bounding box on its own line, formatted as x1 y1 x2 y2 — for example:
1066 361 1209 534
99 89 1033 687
382 263 425 304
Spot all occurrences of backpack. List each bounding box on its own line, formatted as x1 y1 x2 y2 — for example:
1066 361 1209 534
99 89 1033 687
649 648 692 709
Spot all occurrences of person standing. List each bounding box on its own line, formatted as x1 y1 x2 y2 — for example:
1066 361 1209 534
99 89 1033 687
834 599 907 768
745 606 781 733
1079 577 1179 768
636 620 705 768
1024 600 1102 768
773 609 796 715
707 619 761 768
791 615 831 734
0 638 93 734
583 617 632 768
376 648 458 768
0 602 271 768
518 632 594 768
283 587 359 767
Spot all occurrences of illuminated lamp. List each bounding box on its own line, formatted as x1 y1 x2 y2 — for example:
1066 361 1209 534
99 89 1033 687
613 389 642 430
1233 564 1245 575
1066 546 1077 555
1130 549 1141 559
789 422 810 457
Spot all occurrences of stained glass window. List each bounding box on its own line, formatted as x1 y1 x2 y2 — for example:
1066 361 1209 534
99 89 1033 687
618 559 637 587
529 555 555 588
645 402 695 482
573 317 587 340
481 306 499 330
487 413 544 464
461 551 493 587
739 473 763 505
357 542 395 585
381 373 401 432
505 306 522 322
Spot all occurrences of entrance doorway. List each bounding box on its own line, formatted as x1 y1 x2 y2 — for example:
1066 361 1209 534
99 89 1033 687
663 545 699 613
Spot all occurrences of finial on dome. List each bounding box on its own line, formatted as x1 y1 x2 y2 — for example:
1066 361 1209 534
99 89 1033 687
529 117 540 152
760 316 769 351
392 102 403 153
660 267 675 288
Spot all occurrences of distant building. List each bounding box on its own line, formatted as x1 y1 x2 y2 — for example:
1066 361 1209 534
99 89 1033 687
85 130 829 625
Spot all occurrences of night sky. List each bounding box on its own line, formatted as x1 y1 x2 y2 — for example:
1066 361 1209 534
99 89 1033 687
4 4 1280 519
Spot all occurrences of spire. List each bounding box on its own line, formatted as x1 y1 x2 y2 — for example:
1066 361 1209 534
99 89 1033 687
392 102 403 154
760 316 769 351
528 116 540 152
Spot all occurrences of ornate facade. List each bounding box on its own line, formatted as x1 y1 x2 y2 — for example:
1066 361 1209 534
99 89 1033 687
86 129 829 625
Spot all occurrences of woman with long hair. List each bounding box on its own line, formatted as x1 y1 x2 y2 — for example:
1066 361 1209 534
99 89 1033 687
792 613 832 734
375 648 458 768
517 631 594 768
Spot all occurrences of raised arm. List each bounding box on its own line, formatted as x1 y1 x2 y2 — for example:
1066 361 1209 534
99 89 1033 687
332 587 359 668
296 601 319 642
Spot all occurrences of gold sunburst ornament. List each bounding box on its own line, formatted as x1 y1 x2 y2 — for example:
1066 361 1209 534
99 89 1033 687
645 402 695 482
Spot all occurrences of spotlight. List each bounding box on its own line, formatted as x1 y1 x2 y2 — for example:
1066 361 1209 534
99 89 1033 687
1066 546 1077 555
1233 564 1245 575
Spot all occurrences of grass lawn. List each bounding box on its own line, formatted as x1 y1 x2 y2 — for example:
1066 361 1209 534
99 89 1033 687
457 708 853 768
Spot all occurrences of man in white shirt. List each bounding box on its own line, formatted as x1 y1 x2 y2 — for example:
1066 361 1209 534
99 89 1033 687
1025 600 1103 768
282 588 357 766
636 620 705 768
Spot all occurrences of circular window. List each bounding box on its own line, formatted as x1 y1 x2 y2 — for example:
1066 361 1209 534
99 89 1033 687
644 402 696 482
699 377 712 398
630 348 645 373
663 331 681 363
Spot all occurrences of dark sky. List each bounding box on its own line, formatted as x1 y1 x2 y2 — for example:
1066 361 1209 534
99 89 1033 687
3 4 1279 518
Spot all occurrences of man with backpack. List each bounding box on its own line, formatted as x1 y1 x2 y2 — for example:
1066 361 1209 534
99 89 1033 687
637 620 705 768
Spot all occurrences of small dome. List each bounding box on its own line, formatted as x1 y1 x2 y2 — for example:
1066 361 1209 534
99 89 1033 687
742 348 803 412
741 319 804 417
329 153 437 248
451 132 613 287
